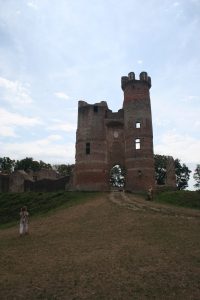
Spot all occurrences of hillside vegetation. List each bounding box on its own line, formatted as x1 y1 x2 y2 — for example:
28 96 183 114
154 190 200 209
0 191 100 226
0 190 200 227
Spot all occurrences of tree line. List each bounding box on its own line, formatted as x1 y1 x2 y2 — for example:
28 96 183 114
0 155 199 190
0 157 74 177
154 155 199 191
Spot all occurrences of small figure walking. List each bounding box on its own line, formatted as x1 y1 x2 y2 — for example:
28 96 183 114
19 206 29 236
147 186 153 201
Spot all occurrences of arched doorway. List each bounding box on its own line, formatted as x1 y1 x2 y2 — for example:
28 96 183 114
110 164 125 189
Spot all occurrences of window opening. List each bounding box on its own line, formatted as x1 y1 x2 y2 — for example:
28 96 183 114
135 138 141 150
136 122 141 128
93 106 98 113
86 142 90 155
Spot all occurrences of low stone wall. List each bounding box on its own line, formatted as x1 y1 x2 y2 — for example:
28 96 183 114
24 176 70 192
0 174 9 192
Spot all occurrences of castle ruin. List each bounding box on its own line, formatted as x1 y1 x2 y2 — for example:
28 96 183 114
74 71 155 192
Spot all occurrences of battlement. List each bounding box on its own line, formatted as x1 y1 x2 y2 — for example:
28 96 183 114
121 71 151 91
78 100 108 108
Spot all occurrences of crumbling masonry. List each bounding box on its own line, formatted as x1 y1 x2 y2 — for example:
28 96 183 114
74 71 155 191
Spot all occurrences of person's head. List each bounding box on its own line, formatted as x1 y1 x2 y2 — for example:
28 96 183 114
21 206 27 212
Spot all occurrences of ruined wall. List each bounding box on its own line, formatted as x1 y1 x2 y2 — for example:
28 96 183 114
0 174 9 192
24 176 70 192
9 170 33 193
3 170 67 193
165 156 177 188
27 169 59 181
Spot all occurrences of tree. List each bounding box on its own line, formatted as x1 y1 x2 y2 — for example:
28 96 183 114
0 157 15 174
53 164 74 177
154 155 191 190
193 164 200 190
110 164 125 188
154 154 168 185
174 159 191 190
39 160 52 170
15 157 41 172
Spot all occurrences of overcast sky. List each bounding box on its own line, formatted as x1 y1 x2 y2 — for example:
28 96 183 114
0 0 199 189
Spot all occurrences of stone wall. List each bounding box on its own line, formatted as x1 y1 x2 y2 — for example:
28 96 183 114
24 176 70 192
0 174 9 192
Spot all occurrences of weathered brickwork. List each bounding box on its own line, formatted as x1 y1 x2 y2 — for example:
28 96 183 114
74 71 155 192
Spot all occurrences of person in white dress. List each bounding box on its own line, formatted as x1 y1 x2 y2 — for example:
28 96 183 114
19 206 29 236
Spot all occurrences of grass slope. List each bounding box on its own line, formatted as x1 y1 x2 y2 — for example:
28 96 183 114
155 190 200 209
0 191 100 227
0 193 200 299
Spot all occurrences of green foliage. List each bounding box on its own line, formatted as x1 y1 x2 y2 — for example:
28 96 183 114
154 190 200 209
174 159 191 190
193 164 200 190
15 157 40 171
0 191 99 226
154 154 168 185
154 154 191 190
0 157 15 174
53 164 74 176
39 160 52 170
110 164 125 187
0 156 54 173
14 157 53 172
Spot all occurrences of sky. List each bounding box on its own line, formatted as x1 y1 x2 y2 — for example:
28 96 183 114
0 0 199 189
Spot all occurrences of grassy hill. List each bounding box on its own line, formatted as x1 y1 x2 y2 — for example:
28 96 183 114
0 190 199 227
0 191 100 227
154 190 200 209
0 191 200 299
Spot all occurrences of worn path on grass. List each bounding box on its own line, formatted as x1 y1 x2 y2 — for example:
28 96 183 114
0 192 200 300
109 191 200 218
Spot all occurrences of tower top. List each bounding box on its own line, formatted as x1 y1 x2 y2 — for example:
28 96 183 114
121 71 151 91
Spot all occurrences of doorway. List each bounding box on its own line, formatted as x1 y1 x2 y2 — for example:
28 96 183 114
110 164 125 189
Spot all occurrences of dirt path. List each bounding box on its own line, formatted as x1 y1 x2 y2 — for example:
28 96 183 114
109 191 200 218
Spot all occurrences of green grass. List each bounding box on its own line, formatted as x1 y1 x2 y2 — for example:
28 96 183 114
0 191 100 227
154 190 200 209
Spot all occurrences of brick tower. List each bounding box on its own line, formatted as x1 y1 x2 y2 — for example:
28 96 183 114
122 72 155 191
73 71 155 191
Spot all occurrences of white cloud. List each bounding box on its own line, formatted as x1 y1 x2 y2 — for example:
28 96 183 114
154 131 200 164
0 137 75 164
137 60 143 64
0 108 42 137
0 126 17 137
27 2 38 10
54 92 70 100
47 121 76 132
173 2 180 7
0 77 33 106
180 95 199 103
0 108 41 127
